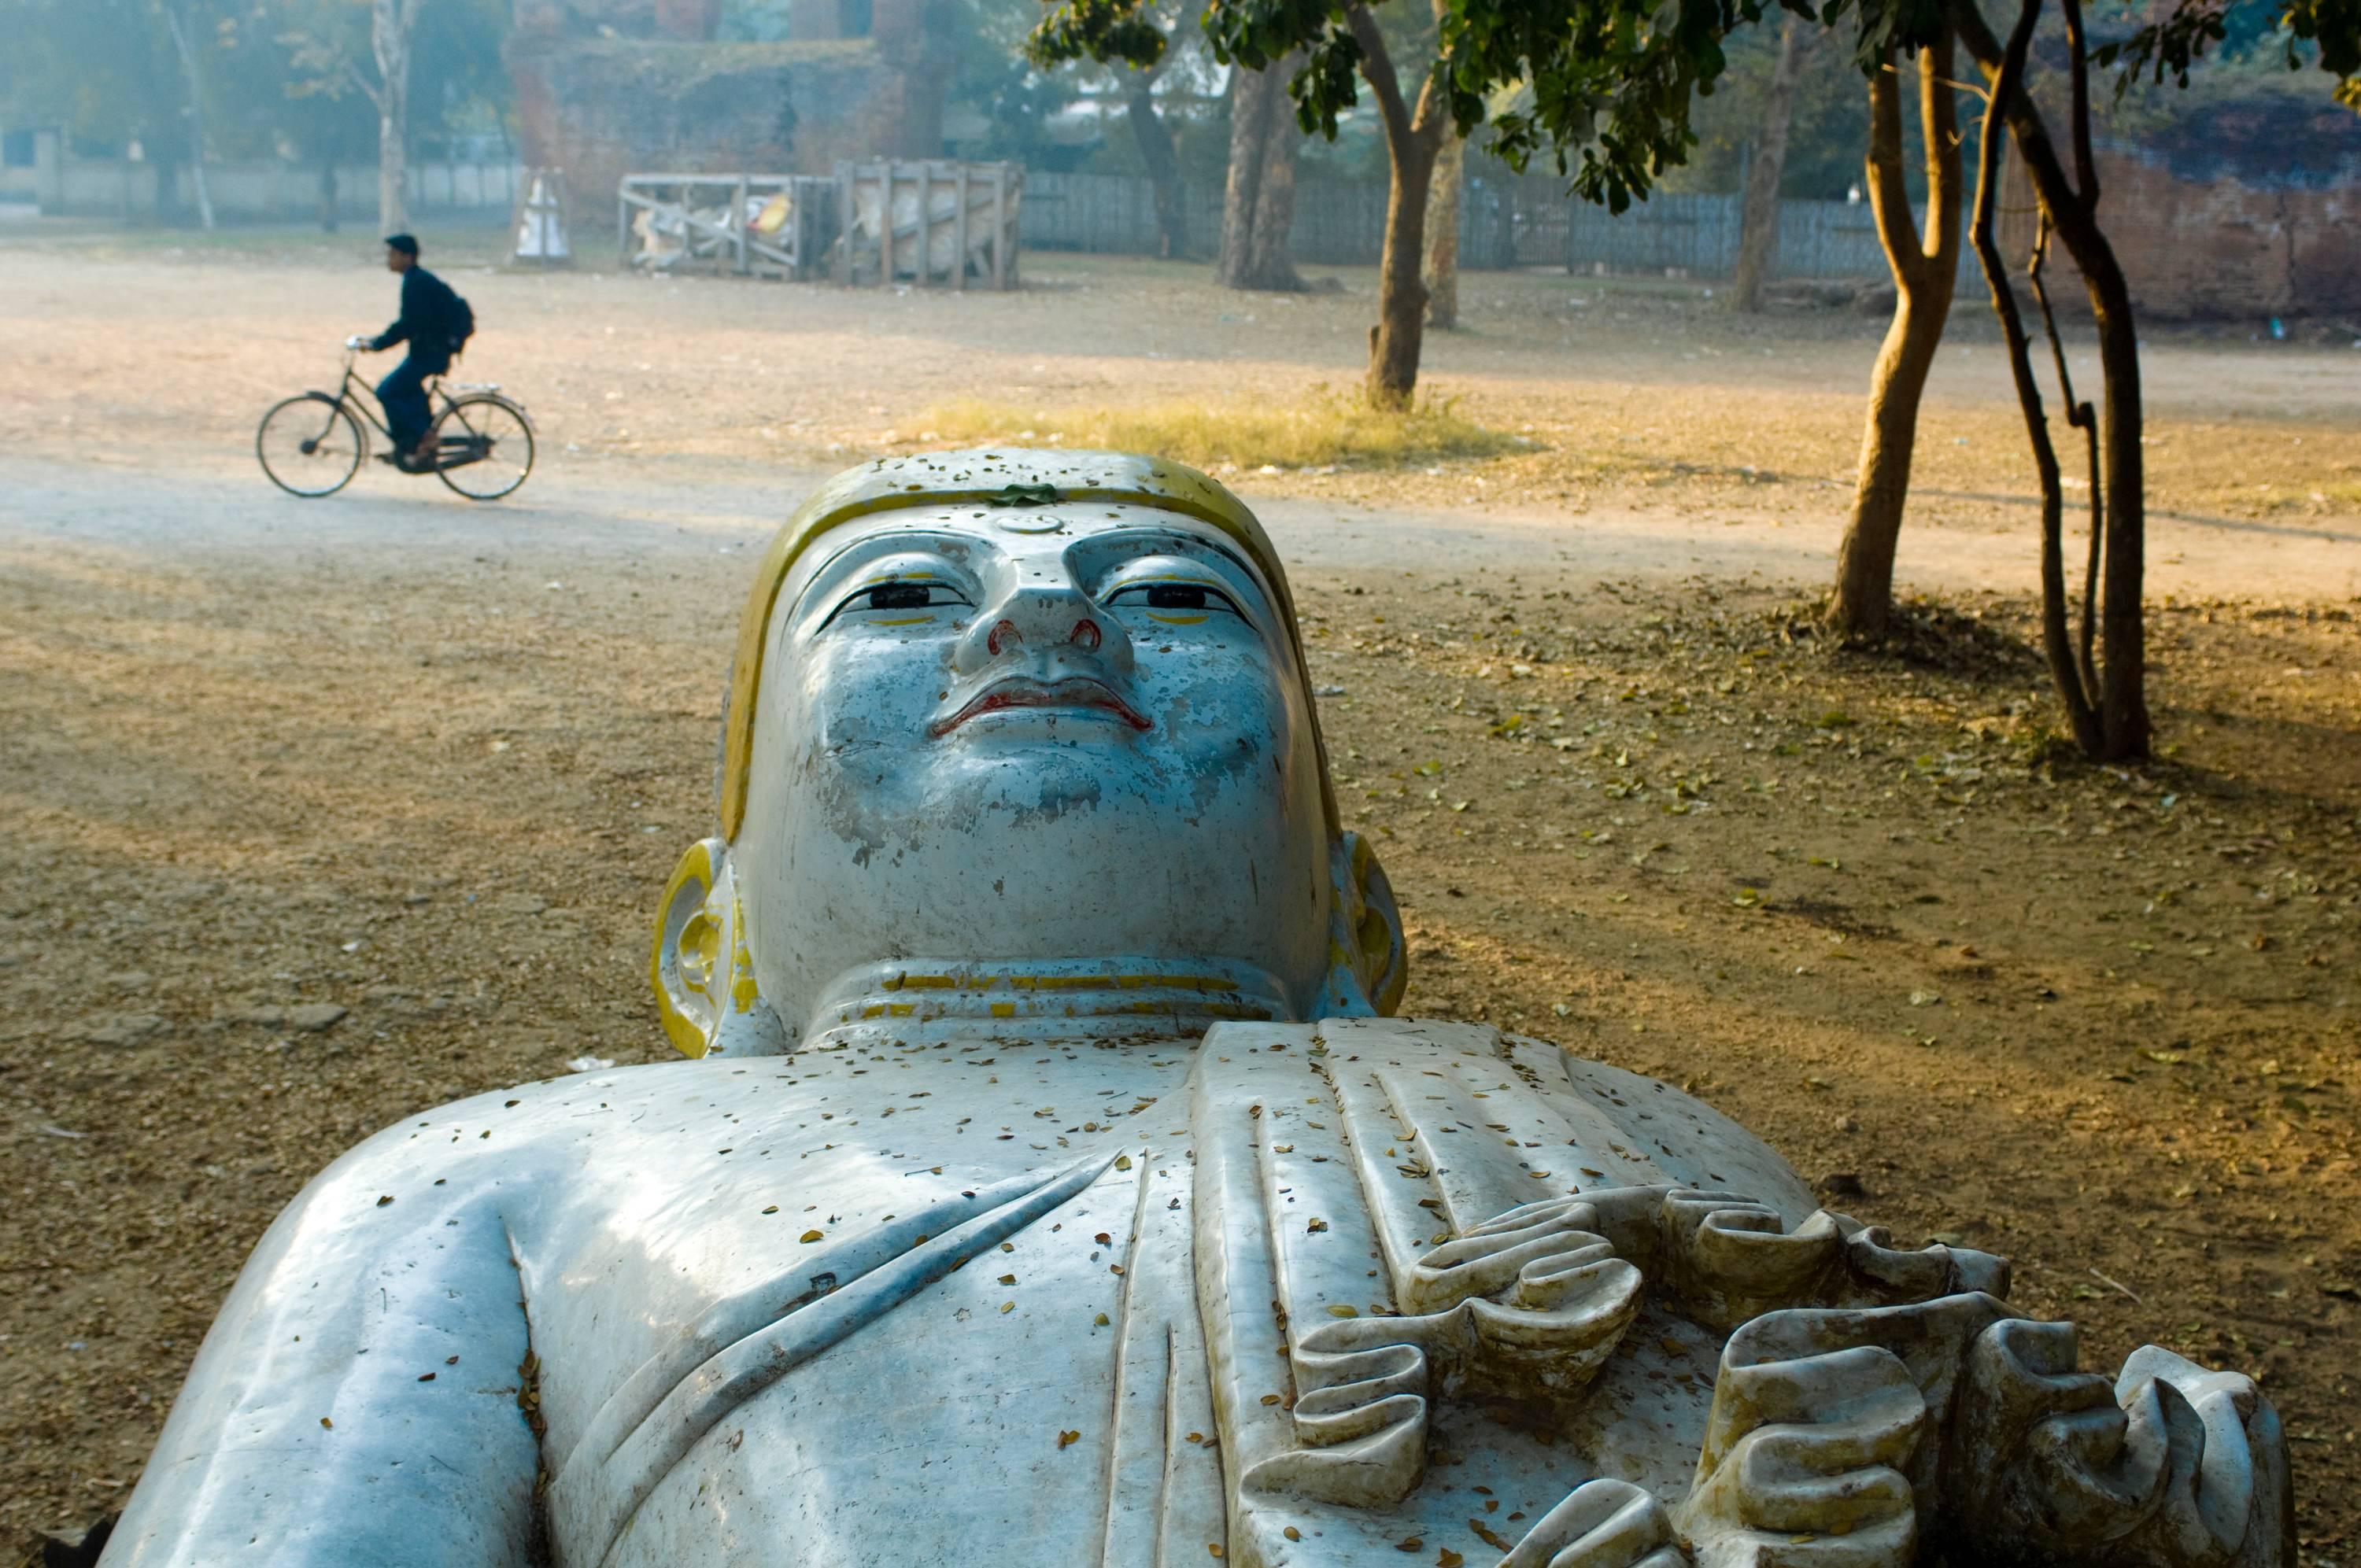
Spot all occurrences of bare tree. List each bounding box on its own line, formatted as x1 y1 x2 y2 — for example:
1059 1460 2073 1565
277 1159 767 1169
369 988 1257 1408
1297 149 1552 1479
1217 57 1305 290
1728 17 1810 313
1827 31 1961 640
1959 0 2149 760
1423 118 1464 329
161 1 217 230
360 0 427 233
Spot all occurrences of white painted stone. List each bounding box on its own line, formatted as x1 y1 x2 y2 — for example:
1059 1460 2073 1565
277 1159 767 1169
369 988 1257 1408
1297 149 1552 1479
104 453 2293 1568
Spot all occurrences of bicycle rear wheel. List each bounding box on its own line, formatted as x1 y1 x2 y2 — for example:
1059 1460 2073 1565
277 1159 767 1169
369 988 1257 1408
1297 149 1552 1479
257 393 364 498
432 396 535 502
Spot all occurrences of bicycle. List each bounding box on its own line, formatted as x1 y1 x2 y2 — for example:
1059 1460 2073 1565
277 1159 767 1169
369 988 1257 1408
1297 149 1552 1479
255 341 535 502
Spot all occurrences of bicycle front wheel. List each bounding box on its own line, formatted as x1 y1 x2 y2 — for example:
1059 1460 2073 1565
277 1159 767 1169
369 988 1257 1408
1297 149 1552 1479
257 393 364 498
433 396 535 502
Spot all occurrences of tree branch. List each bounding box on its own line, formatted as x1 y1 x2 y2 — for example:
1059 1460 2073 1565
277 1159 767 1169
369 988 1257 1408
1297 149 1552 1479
1920 28 1963 269
2060 0 2097 205
2030 215 2104 701
342 56 386 113
1864 52 1923 284
1970 0 2104 753
1343 5 1414 148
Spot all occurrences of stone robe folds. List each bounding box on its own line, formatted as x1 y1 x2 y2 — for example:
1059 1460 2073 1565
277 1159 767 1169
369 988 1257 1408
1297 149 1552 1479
104 1018 2287 1568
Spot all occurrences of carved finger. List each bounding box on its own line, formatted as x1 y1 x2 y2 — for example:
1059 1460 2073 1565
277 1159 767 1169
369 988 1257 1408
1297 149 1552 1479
1498 1478 1690 1568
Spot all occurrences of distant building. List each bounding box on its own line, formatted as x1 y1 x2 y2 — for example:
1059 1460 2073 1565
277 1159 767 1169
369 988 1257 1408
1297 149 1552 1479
508 0 947 216
2003 94 2361 321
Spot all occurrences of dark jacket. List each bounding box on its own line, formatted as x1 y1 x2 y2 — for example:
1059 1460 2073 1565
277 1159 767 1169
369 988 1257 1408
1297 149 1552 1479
371 265 465 363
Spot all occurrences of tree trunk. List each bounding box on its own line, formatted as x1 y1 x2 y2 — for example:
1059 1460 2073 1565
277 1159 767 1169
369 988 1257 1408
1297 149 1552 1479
1953 0 2150 759
1729 18 1809 312
164 3 216 231
1423 119 1463 329
1345 4 1445 409
1246 113 1299 286
1217 58 1303 290
371 0 417 234
1828 31 1961 640
1125 68 1186 260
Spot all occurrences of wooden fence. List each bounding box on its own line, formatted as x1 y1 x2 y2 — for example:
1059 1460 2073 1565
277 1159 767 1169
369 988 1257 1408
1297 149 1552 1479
1020 169 1953 282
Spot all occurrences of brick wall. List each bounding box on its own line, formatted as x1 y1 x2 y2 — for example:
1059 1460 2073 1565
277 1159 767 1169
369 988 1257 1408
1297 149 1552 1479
509 37 923 218
2001 144 2361 321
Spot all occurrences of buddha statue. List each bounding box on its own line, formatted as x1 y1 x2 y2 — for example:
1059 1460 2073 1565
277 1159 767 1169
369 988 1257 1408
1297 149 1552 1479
105 453 2291 1568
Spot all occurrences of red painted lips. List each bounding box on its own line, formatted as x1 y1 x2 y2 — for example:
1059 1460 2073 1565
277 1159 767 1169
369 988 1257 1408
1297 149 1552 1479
930 677 1152 737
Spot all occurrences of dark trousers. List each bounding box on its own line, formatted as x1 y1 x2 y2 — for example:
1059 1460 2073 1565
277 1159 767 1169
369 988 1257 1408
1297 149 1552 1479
375 350 447 451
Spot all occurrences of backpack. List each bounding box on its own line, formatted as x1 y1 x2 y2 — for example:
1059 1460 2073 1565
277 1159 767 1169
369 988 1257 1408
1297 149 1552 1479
445 285 475 356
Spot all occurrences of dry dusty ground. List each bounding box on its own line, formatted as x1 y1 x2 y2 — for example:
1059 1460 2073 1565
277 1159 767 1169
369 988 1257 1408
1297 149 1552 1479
2 224 2358 1562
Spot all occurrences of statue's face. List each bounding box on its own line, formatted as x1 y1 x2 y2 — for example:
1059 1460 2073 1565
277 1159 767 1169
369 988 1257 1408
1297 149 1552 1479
733 505 1334 1031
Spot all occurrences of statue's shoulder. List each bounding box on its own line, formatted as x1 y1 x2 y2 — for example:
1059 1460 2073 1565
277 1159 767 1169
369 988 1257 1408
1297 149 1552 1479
1203 1016 1818 1225
290 1060 705 1216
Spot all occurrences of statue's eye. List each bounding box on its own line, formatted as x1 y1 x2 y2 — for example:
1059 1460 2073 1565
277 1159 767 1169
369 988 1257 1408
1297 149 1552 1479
1107 581 1243 617
866 583 936 611
832 580 970 622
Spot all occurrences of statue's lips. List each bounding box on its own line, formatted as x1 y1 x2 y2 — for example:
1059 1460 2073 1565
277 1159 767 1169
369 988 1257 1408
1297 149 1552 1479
930 677 1152 736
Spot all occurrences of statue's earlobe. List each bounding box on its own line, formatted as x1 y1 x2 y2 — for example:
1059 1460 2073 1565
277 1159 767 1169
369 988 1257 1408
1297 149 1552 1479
1321 832 1408 1017
650 839 786 1057
652 839 726 1057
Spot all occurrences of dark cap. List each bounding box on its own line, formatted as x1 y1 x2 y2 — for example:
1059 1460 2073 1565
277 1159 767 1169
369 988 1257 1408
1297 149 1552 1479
383 234 420 256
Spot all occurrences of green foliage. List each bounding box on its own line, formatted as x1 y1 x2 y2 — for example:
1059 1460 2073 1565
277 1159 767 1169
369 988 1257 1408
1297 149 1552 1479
1027 0 1832 213
2093 0 2361 108
0 0 515 171
0 0 197 158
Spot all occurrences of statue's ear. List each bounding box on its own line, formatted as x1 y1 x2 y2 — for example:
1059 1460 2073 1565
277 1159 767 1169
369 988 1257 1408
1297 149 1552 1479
652 839 730 1057
649 839 787 1057
1321 832 1408 1017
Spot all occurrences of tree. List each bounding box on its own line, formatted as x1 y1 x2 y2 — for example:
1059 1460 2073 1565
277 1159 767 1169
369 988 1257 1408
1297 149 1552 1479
1033 0 1460 404
362 0 427 231
282 0 428 231
1218 56 1307 290
1952 0 2149 756
1945 0 2357 758
1422 116 1462 327
1123 56 1190 258
1826 28 1961 640
1727 17 1810 311
161 1 221 228
1336 4 1451 406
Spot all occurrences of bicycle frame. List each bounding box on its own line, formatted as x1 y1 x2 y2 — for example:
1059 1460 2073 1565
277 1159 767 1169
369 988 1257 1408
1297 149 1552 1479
320 347 515 469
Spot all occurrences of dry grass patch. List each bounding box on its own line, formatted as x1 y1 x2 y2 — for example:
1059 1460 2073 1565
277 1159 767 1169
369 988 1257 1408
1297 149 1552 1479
911 391 1521 472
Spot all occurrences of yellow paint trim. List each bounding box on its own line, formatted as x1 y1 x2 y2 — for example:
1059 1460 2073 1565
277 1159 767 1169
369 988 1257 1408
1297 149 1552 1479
870 615 937 627
1144 613 1209 626
650 839 717 1059
719 449 1338 840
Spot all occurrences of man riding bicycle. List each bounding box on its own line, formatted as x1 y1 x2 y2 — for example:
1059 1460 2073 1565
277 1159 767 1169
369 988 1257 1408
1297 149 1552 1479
353 234 472 472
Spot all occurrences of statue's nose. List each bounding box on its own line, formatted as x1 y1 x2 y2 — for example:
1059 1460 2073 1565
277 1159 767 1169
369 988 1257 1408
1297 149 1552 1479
954 584 1133 677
